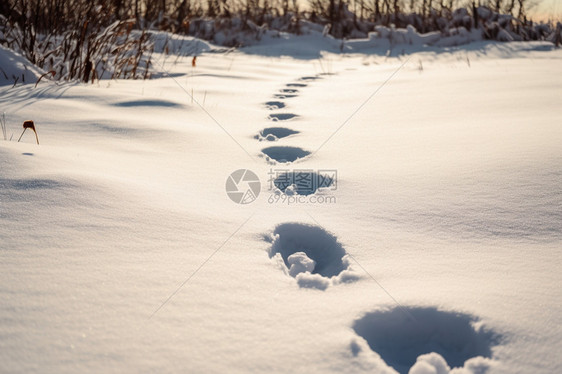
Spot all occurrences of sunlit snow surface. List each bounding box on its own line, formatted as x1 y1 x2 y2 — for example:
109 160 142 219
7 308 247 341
0 38 561 374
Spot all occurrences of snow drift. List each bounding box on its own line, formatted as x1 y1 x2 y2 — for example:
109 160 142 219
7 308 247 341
0 44 43 86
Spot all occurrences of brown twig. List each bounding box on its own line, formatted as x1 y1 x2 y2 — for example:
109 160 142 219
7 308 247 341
17 120 39 145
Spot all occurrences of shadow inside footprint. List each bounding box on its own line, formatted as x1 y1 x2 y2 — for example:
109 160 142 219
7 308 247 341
265 101 286 110
287 83 307 87
261 146 310 163
268 223 347 278
274 94 297 99
280 88 299 94
256 127 299 141
268 113 298 121
353 307 501 374
274 171 334 195
299 76 321 81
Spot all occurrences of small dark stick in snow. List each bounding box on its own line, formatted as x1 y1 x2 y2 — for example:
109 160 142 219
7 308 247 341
192 56 197 67
17 120 39 145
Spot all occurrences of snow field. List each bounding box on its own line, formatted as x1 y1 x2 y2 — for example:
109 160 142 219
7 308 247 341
1 40 561 373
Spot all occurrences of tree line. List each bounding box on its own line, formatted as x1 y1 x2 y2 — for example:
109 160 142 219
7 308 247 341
0 0 539 37
0 0 557 83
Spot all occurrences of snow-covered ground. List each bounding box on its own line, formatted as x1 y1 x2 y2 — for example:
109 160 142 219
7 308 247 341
0 38 561 374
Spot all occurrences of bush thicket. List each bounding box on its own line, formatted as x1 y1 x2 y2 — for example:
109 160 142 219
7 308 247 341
1 0 560 83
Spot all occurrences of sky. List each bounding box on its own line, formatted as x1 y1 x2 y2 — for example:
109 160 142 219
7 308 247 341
528 0 562 21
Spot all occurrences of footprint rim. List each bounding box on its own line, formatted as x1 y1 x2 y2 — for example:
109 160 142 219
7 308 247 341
267 113 299 122
264 101 286 110
256 127 300 141
261 146 311 163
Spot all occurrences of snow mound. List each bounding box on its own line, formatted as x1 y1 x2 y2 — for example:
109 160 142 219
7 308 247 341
0 45 43 86
409 353 451 374
353 307 501 374
295 272 330 290
150 31 216 55
409 353 496 374
287 251 316 276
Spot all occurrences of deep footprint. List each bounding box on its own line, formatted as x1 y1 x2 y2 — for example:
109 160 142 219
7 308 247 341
268 113 298 121
287 83 307 87
266 223 356 289
280 88 299 94
261 146 310 163
274 94 297 99
299 76 321 81
273 171 334 195
353 307 501 374
265 101 286 110
255 127 299 141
